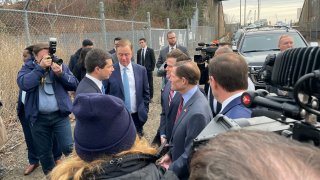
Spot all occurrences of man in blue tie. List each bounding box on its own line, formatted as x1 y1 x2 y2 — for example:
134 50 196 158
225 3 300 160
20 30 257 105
76 48 114 96
106 39 150 136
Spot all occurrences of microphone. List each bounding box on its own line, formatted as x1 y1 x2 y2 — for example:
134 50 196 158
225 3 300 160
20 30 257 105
241 91 302 119
198 42 206 46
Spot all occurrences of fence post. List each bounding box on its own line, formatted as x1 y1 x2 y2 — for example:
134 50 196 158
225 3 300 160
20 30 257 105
132 22 135 46
147 12 152 48
99 1 108 50
167 18 170 29
23 0 31 46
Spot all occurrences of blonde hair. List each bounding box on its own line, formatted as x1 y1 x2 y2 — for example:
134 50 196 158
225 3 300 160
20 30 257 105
50 136 157 180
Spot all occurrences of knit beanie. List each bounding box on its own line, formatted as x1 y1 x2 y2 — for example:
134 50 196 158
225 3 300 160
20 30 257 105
73 93 136 162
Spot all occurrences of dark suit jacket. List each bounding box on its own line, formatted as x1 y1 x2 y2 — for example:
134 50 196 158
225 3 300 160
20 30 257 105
106 63 150 123
76 77 102 96
108 48 116 54
220 96 252 119
159 81 181 141
156 45 189 68
137 47 156 72
168 88 212 180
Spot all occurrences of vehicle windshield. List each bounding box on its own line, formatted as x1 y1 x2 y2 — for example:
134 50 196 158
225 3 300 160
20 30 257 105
240 33 307 53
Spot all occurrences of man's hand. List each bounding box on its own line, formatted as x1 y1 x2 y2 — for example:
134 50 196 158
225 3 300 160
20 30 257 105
160 136 167 144
51 62 63 76
159 153 172 170
39 56 52 69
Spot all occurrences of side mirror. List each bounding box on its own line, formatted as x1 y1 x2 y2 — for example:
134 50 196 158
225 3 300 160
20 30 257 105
232 45 238 52
310 42 319 47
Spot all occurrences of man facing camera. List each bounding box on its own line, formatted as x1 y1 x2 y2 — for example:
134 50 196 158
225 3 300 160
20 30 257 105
76 49 114 95
106 39 150 136
208 53 251 119
137 38 156 100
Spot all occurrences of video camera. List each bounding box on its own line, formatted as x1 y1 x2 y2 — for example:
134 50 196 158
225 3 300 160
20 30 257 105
194 42 218 64
49 38 63 65
194 46 320 149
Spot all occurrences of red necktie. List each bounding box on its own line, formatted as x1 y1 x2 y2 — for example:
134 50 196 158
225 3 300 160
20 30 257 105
168 90 174 106
175 97 184 123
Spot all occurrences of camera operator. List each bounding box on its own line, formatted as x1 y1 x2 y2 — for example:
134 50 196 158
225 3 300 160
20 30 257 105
17 43 78 175
194 41 219 95
260 34 294 95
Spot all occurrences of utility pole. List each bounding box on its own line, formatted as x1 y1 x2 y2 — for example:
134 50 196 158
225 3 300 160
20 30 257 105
258 0 260 20
240 0 242 27
244 0 247 26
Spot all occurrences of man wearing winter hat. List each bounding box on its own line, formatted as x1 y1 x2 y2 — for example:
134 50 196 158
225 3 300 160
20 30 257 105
50 93 178 180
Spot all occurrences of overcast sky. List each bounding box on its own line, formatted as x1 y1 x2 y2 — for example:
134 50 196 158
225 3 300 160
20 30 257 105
222 0 305 24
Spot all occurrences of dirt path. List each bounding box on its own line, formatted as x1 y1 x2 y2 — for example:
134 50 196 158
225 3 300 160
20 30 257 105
1 76 162 180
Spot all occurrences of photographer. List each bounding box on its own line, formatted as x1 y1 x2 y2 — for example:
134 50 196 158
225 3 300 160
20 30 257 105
17 43 78 175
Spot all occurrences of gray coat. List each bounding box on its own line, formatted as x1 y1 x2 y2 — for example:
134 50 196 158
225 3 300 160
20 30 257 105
156 45 189 68
168 88 212 180
75 77 102 96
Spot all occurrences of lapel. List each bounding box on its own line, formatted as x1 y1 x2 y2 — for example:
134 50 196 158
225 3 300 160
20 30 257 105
163 82 171 112
132 63 139 95
114 63 125 96
171 89 200 139
220 96 242 115
84 77 101 92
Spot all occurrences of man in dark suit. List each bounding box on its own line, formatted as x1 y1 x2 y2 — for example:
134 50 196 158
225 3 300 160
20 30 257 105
208 53 252 119
69 39 94 72
156 31 189 69
108 37 121 55
159 61 212 180
207 46 255 117
156 31 189 89
76 49 114 95
152 49 189 146
137 38 156 100
106 39 150 136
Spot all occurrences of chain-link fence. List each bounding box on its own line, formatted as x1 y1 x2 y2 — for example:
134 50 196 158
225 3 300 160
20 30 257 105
0 9 215 59
0 4 215 122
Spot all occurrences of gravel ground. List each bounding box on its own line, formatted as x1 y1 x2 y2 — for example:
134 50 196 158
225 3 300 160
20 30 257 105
0 75 162 180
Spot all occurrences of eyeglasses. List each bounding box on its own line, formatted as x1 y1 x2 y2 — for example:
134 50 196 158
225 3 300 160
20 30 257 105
168 37 176 40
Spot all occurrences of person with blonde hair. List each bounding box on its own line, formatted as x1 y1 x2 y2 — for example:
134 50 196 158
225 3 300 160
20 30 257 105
50 93 177 180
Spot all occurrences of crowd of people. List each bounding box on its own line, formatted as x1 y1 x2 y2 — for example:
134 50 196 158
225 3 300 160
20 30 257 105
5 31 319 180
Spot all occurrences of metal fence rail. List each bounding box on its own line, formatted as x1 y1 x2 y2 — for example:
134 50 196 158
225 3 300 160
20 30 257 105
0 4 215 62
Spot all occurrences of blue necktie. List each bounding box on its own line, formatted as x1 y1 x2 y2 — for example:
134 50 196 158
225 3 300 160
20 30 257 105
101 85 105 94
122 67 131 112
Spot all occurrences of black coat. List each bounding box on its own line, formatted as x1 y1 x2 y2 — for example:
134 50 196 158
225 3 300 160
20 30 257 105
137 47 156 72
81 154 178 180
